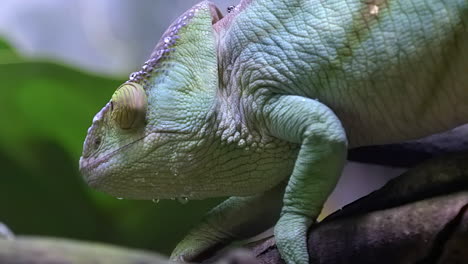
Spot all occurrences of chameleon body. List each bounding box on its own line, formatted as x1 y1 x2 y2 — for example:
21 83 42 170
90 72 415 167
79 1 468 264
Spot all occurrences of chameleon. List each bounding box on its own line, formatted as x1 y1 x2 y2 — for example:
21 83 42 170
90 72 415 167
79 1 468 264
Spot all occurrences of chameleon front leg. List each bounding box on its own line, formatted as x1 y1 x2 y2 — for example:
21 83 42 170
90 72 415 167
261 95 348 264
170 183 285 262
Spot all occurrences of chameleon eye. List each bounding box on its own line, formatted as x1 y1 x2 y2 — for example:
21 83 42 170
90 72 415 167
111 82 147 130
94 137 101 147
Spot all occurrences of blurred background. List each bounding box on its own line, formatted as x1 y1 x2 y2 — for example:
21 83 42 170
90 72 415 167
0 0 403 256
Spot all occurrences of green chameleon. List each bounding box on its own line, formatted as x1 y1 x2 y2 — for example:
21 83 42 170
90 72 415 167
79 1 468 263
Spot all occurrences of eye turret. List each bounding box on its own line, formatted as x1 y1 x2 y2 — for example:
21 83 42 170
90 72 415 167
111 82 148 130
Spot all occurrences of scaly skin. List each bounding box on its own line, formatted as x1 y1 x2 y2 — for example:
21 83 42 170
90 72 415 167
79 1 468 264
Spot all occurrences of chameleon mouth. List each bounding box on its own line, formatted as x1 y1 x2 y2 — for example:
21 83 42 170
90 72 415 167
79 129 187 183
79 134 148 180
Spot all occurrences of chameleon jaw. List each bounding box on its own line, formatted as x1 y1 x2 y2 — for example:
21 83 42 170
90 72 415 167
79 129 183 195
79 132 150 188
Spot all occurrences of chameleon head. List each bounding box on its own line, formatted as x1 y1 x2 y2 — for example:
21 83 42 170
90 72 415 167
79 82 155 197
79 76 213 200
79 1 225 200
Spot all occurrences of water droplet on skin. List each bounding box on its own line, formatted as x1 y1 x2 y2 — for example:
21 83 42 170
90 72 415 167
152 199 160 204
187 154 194 162
177 197 189 204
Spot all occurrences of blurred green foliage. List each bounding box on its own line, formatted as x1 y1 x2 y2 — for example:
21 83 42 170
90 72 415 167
0 39 221 254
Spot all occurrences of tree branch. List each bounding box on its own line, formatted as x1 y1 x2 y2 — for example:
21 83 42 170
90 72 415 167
209 153 468 264
247 192 468 264
0 236 168 264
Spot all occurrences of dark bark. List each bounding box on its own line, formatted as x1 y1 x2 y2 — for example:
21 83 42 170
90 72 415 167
208 153 468 264
348 124 468 167
246 192 468 264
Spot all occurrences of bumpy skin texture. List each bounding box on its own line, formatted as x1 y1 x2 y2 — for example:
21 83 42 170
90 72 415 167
80 1 468 264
